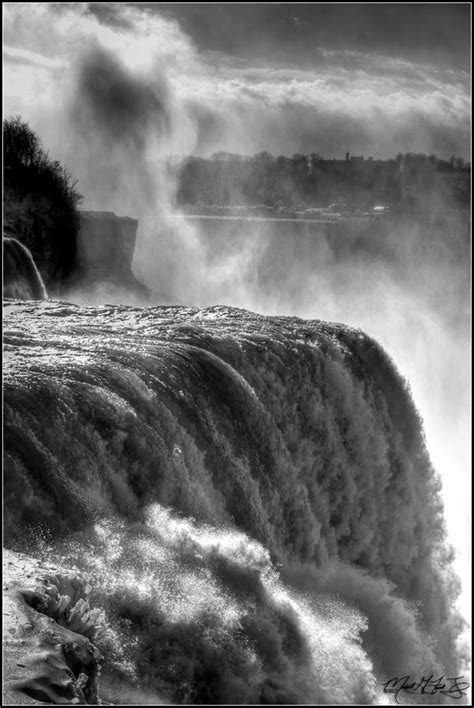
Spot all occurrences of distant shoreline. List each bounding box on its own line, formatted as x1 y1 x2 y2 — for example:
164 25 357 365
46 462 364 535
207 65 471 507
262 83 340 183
175 212 464 224
178 214 342 224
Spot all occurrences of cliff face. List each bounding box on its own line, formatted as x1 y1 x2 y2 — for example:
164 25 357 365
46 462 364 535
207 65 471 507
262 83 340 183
75 211 138 282
64 211 150 303
65 211 177 305
4 211 178 305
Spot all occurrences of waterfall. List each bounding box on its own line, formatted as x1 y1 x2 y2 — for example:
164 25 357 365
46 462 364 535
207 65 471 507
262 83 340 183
3 237 48 300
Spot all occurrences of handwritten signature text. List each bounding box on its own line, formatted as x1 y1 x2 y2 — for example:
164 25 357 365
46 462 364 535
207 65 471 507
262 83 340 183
383 675 470 703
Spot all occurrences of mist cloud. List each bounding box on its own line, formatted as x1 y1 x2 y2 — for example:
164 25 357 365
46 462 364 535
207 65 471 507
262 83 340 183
76 47 170 149
4 3 470 161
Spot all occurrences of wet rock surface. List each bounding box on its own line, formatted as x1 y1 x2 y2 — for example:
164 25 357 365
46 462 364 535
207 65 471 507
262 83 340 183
3 550 104 706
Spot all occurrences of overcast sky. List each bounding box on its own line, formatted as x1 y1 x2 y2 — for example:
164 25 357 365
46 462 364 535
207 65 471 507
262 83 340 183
142 3 470 69
4 2 471 160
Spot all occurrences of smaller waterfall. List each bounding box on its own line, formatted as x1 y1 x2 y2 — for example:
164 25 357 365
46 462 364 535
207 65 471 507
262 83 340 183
3 237 48 300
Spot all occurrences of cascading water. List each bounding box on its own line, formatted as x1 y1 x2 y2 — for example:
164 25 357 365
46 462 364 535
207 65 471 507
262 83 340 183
4 299 465 704
3 237 48 301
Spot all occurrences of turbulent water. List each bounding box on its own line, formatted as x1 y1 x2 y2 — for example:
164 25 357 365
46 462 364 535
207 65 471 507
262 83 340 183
3 299 464 704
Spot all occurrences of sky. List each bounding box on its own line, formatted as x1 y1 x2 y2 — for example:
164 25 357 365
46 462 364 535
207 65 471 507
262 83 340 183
3 2 471 160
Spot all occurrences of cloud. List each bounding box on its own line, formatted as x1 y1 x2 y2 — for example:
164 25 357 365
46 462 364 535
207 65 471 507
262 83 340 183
176 45 469 155
4 45 66 69
174 52 469 158
3 2 470 173
75 46 170 148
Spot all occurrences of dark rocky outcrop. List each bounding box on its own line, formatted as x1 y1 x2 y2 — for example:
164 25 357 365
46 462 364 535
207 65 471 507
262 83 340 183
75 211 140 284
64 211 177 305
3 210 179 305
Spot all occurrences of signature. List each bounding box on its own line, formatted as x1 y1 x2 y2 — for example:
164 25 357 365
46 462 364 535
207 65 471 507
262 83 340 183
383 675 470 703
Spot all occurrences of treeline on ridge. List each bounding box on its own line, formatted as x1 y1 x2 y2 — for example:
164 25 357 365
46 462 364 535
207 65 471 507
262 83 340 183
3 116 83 291
174 151 470 213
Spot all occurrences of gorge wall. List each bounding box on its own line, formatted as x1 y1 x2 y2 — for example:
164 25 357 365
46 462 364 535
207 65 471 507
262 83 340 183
64 211 157 304
3 211 177 305
76 211 139 282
